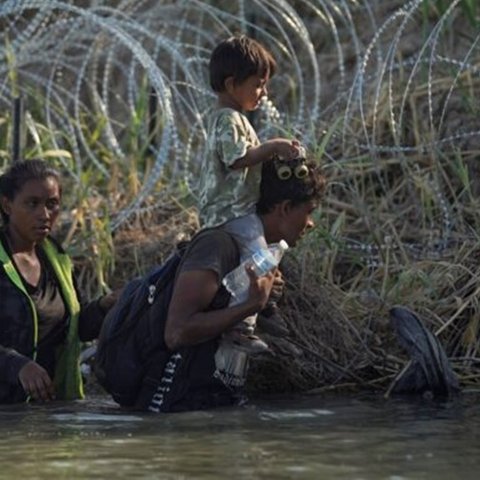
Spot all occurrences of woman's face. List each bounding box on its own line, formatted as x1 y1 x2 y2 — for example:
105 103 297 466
1 176 61 246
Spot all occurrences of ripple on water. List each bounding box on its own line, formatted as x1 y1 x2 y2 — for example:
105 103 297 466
258 408 335 421
51 413 144 423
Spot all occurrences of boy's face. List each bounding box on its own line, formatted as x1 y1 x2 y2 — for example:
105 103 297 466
225 73 269 111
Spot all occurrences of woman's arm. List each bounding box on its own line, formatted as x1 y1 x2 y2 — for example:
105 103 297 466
0 344 30 384
77 284 121 342
0 345 54 401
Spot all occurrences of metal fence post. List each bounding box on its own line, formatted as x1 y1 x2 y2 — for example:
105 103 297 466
11 96 24 163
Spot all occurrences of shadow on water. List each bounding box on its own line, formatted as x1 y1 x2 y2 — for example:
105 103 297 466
1 392 479 479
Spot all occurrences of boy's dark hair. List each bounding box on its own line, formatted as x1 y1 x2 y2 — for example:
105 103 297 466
256 159 326 214
209 35 277 93
0 159 61 224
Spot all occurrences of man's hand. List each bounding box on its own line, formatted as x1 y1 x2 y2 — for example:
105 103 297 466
18 361 55 402
270 268 285 302
245 265 276 312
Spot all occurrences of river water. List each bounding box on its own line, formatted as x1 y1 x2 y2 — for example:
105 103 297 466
0 392 479 479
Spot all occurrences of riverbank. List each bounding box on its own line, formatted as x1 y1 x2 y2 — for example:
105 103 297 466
2 1 480 395
83 201 478 397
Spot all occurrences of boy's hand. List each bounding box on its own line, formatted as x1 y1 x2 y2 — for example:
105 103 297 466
272 138 302 160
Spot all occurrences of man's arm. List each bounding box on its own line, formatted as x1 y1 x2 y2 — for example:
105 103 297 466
164 266 275 351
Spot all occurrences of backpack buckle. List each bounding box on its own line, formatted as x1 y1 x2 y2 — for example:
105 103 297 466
147 284 156 304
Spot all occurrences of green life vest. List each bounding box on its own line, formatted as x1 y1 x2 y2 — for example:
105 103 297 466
0 238 83 400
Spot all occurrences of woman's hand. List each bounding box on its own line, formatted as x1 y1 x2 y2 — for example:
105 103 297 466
18 361 55 402
98 289 122 313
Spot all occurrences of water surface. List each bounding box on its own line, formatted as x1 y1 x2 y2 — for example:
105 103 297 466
1 392 479 479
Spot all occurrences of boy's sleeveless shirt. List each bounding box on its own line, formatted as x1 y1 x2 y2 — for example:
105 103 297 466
198 108 262 228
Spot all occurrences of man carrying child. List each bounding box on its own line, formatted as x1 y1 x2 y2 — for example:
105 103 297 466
197 35 304 388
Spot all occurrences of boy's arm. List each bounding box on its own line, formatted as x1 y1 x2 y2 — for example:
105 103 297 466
231 138 301 169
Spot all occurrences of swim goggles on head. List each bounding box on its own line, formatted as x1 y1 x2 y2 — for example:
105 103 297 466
273 146 309 180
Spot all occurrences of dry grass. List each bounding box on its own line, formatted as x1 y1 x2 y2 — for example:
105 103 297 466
88 185 480 397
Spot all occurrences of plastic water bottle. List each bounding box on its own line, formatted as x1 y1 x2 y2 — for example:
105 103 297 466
269 241 289 263
222 240 289 302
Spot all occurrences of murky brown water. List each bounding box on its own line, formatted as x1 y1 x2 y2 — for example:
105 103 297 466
0 392 479 479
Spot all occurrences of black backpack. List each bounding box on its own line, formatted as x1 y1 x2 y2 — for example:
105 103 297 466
94 242 188 407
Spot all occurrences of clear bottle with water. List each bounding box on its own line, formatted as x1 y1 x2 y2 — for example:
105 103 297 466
222 240 289 303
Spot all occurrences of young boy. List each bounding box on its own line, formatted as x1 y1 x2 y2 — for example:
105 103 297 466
197 35 301 360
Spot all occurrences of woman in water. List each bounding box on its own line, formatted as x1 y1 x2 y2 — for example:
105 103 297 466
0 159 117 404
